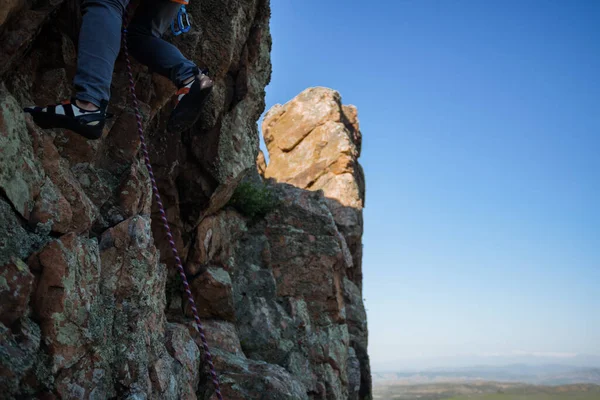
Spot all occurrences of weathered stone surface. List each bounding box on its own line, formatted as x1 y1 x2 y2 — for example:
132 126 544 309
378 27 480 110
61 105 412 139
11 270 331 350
0 0 26 28
263 89 341 153
185 0 272 184
343 277 372 399
0 318 42 396
0 5 66 78
3 217 197 399
261 86 371 397
38 134 97 232
170 179 369 398
265 185 348 325
97 216 197 400
0 198 49 266
347 347 361 400
0 84 44 219
52 130 103 167
165 323 201 399
0 0 371 397
188 209 247 275
28 233 101 373
192 320 244 356
263 86 366 288
209 355 309 400
188 267 235 321
72 163 114 209
344 278 368 350
117 159 153 217
257 149 266 176
0 257 34 326
225 183 353 398
100 106 148 172
30 177 73 233
34 68 70 106
194 170 251 227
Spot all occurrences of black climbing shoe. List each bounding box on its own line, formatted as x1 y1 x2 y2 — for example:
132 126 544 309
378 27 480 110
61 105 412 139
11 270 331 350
24 99 109 140
167 70 213 134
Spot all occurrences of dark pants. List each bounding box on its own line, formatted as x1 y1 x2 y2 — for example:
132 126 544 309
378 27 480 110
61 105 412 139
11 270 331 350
73 0 198 106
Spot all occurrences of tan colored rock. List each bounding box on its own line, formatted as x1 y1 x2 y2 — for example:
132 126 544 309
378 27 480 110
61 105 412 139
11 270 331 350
257 149 267 176
263 87 365 287
264 87 363 208
342 105 362 154
263 89 342 152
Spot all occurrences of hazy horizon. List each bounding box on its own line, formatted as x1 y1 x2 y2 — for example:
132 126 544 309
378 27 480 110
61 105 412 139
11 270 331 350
262 0 600 372
370 352 600 372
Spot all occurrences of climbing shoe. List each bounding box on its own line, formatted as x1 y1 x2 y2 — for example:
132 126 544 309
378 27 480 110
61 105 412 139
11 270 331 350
24 99 109 140
167 70 213 133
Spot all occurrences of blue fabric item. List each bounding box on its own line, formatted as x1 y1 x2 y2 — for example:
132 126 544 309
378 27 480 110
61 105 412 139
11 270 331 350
73 0 199 106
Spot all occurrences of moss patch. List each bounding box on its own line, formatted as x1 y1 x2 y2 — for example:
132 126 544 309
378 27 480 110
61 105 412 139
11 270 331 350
226 181 280 222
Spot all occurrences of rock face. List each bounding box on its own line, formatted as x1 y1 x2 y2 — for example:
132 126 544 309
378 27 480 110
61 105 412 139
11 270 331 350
262 87 370 398
263 87 366 289
0 1 371 399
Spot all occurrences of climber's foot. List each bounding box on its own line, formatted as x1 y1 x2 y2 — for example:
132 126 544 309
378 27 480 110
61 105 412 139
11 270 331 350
167 71 213 134
24 99 108 140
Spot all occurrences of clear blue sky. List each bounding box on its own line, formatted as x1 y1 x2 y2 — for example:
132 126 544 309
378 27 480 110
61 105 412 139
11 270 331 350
260 0 600 370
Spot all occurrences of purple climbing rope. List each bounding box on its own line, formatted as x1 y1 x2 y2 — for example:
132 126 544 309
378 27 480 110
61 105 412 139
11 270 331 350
121 11 224 400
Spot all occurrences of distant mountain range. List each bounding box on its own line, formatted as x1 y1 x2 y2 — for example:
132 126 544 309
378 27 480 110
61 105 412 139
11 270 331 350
372 353 600 371
372 364 600 386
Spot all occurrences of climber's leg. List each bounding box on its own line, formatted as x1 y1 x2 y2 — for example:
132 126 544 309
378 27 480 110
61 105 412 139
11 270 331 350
24 0 129 140
126 0 198 87
126 0 213 133
74 0 130 107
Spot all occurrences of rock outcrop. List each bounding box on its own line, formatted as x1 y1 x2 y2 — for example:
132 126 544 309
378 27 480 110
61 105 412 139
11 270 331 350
262 87 370 399
263 87 366 288
0 1 371 399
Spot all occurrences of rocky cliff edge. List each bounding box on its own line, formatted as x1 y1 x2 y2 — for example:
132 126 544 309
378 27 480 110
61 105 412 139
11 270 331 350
0 0 371 398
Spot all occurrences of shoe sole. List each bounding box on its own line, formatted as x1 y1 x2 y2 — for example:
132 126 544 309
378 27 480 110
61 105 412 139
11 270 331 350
28 111 104 140
166 79 213 134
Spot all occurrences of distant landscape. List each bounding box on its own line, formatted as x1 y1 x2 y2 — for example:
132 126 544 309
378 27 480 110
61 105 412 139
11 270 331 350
373 381 600 400
372 365 600 400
